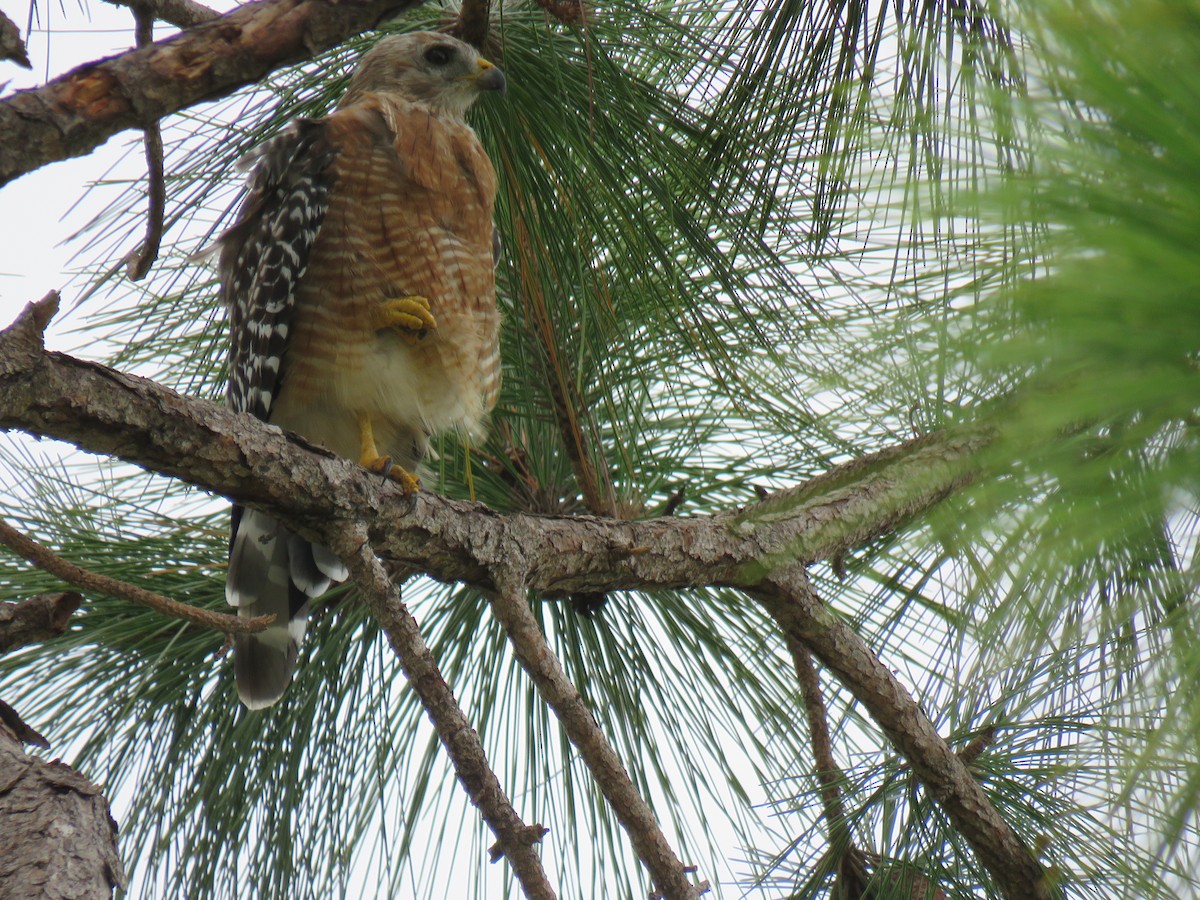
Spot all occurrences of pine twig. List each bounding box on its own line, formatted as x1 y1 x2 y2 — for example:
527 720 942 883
786 636 871 894
0 518 270 636
332 526 556 900
125 1 167 281
489 570 705 900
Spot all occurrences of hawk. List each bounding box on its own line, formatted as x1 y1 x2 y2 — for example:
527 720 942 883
219 32 506 709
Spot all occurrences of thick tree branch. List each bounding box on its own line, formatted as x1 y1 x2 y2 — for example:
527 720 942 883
0 517 271 636
0 297 1028 892
101 0 220 30
489 572 705 899
0 0 428 187
0 718 127 896
0 298 993 599
761 572 1051 900
0 592 82 655
333 529 555 899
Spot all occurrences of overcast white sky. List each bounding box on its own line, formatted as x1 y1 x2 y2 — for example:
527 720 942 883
0 0 239 334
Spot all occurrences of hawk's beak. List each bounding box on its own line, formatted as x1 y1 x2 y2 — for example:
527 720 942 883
474 58 507 95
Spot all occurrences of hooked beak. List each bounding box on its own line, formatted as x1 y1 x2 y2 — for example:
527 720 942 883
474 57 507 95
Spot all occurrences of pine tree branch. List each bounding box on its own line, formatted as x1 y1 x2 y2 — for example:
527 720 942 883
101 0 220 30
760 571 1052 900
333 528 556 900
125 1 167 281
0 0 429 187
0 296 994 598
0 517 271 636
0 296 1026 893
785 636 871 893
0 9 31 68
489 571 705 899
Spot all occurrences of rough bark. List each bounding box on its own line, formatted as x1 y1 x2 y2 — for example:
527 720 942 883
0 593 81 655
0 298 1054 899
0 720 127 899
0 0 427 187
0 298 993 599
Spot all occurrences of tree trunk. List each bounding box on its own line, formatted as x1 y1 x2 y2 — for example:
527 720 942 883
0 717 126 899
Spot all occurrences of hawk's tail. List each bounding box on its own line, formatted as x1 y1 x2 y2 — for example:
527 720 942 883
226 508 347 709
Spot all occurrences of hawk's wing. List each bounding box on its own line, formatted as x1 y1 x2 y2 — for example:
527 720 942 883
218 120 345 709
220 119 339 422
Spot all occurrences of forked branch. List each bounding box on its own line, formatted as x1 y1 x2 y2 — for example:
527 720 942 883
0 297 1051 899
333 528 556 899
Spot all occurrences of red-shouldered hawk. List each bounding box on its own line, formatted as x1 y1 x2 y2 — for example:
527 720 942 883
219 32 506 709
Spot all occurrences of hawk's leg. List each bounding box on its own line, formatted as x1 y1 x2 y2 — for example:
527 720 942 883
357 412 421 493
372 294 437 344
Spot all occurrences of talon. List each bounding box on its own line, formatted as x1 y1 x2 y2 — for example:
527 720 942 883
374 294 437 344
363 455 421 494
357 412 420 494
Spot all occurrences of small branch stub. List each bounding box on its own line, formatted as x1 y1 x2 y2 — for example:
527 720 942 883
489 824 550 863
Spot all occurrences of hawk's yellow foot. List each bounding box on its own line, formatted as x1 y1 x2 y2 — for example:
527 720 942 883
373 294 437 344
357 412 420 494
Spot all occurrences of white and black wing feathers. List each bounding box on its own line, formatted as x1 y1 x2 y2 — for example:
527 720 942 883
220 120 346 710
220 119 339 422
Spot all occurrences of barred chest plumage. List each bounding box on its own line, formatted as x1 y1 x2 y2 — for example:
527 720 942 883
269 93 501 469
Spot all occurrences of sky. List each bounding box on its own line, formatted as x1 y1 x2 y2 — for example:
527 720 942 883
0 0 238 335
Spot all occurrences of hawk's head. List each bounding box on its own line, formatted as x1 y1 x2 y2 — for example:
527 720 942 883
341 32 507 118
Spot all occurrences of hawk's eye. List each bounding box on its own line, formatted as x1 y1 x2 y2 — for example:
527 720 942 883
424 45 455 66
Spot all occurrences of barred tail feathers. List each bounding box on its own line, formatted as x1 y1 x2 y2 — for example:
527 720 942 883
226 508 345 709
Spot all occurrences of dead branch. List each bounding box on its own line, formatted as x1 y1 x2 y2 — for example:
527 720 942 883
0 0 428 187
